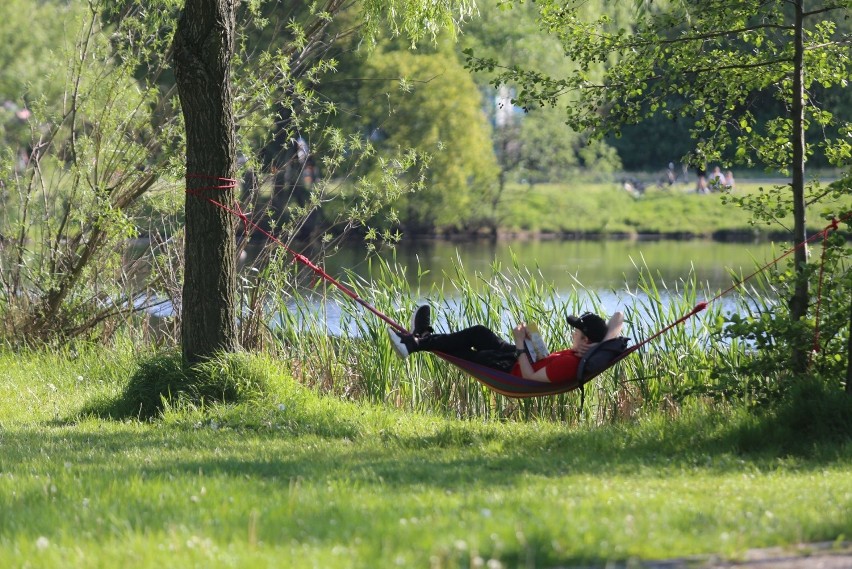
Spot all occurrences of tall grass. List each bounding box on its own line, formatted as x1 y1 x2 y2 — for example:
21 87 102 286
268 250 753 424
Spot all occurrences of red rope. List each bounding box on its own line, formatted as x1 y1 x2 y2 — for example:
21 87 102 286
185 174 238 195
625 301 709 355
812 217 842 354
183 174 407 333
635 213 850 356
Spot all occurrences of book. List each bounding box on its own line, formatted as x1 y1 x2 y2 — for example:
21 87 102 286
524 322 550 363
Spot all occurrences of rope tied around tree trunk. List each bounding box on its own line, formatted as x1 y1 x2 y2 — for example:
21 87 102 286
183 173 407 332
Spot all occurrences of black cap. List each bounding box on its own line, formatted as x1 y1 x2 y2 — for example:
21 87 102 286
566 312 607 343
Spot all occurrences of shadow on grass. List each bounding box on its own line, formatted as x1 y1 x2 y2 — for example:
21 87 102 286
19 385 852 487
6 384 851 568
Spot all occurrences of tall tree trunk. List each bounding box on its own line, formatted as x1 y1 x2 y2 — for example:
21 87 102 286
847 297 852 393
173 0 239 366
788 0 809 374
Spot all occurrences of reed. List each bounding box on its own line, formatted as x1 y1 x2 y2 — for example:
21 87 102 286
268 251 755 423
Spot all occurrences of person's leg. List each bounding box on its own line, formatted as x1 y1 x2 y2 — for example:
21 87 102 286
414 325 513 356
411 305 433 337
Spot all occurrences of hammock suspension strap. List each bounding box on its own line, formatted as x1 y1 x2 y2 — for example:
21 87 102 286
183 175 407 333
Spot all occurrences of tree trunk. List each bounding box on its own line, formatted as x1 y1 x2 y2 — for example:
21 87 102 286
173 0 239 366
788 0 809 374
847 297 852 393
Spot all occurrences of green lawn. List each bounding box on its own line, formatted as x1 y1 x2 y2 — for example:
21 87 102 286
497 179 850 237
2 347 851 568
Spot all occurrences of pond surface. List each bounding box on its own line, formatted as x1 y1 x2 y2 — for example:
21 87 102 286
319 238 776 292
262 237 786 334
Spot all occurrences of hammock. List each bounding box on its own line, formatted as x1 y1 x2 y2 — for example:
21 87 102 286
185 175 849 398
438 337 632 398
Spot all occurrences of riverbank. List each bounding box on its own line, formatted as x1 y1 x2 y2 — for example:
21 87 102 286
443 179 851 242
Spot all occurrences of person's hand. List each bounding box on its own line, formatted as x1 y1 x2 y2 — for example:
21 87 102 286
512 323 527 346
572 340 596 357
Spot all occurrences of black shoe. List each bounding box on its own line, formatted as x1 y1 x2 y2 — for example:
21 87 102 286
388 328 418 359
411 305 433 338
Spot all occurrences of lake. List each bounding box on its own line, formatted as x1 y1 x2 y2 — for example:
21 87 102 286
318 238 774 291
260 237 786 334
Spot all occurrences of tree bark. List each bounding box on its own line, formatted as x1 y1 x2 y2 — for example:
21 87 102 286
788 0 810 374
847 295 852 393
173 0 239 366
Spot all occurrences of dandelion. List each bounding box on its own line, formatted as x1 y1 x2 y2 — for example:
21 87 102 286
36 536 49 550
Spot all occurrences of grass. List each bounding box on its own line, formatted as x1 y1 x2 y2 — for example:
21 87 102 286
2 345 851 568
1 172 848 567
496 179 851 237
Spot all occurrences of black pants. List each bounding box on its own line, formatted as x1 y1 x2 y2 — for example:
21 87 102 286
414 325 518 371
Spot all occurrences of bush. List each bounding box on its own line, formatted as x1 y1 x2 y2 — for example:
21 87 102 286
104 351 272 420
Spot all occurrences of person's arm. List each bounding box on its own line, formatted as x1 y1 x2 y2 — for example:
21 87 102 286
571 311 625 356
512 324 552 382
603 311 624 341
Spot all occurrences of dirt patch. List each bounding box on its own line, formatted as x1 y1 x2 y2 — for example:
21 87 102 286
642 542 852 568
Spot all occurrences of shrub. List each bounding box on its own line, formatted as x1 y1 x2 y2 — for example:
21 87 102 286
105 351 272 420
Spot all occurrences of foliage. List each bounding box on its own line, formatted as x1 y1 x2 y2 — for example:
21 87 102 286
458 0 625 209
353 43 499 232
0 0 77 150
101 350 274 420
710 214 852 401
0 1 183 344
516 107 622 183
465 0 851 378
0 0 477 346
467 0 851 171
359 0 478 48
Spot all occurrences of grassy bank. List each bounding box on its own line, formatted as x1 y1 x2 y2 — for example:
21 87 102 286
2 346 851 568
494 179 849 238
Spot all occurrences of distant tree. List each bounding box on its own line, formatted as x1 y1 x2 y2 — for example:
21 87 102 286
0 0 74 152
459 0 626 216
356 45 499 234
467 0 852 376
517 107 620 184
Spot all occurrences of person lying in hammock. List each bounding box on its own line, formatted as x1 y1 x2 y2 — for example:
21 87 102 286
388 306 624 384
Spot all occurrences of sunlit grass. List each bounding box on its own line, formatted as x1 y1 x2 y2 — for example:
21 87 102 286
1 346 851 568
2 233 849 567
497 180 851 236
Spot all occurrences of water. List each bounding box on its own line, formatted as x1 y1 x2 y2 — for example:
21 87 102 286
319 238 773 292
262 237 783 335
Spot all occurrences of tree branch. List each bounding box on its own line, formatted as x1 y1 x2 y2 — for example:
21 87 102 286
802 4 849 17
653 23 793 45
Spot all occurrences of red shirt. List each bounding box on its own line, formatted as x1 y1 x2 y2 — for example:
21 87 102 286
510 349 581 384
